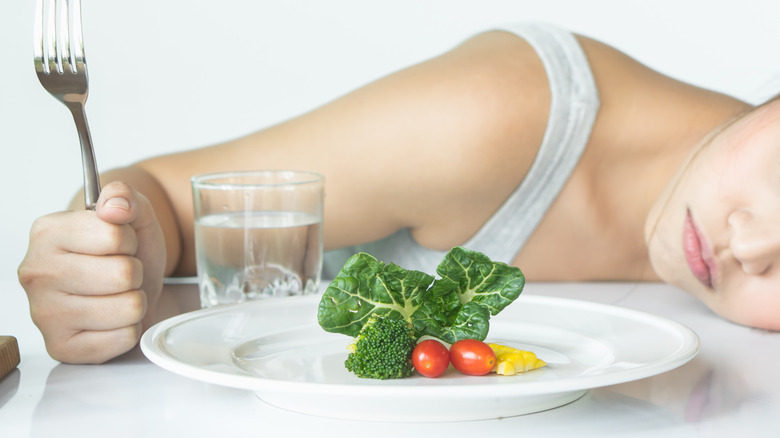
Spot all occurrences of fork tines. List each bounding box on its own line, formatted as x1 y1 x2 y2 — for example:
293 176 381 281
34 0 86 77
33 0 99 210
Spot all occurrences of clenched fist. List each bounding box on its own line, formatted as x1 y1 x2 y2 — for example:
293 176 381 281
18 182 167 364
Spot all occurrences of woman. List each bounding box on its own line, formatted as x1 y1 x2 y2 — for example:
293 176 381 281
17 23 778 364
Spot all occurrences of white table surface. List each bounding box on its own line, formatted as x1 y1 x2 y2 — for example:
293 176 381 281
1 278 779 437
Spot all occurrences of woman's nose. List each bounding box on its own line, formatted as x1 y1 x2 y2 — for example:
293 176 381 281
728 209 780 275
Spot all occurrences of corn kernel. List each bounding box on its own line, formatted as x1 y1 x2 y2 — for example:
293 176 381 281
488 343 546 375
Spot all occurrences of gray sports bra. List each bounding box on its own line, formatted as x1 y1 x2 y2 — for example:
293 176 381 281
322 22 600 278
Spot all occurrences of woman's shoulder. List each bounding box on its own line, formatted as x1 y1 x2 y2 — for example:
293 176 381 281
574 33 750 155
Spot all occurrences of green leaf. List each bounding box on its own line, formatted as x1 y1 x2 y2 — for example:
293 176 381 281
414 301 491 343
434 246 525 315
317 253 434 337
317 247 524 343
410 281 460 334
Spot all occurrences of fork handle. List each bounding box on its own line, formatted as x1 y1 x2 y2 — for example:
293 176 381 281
67 102 101 210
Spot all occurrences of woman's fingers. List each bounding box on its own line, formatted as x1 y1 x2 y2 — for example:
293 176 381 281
40 212 139 257
44 322 145 365
96 181 168 326
30 288 148 333
29 287 149 364
47 253 144 296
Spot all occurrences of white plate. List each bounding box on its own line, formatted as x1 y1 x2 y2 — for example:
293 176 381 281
140 294 699 422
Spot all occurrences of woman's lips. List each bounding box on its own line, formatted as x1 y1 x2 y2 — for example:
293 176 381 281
682 210 715 288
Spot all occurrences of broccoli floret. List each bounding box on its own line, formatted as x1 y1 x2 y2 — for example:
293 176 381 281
344 314 417 379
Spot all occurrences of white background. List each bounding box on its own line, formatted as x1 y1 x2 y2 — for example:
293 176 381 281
1 0 779 288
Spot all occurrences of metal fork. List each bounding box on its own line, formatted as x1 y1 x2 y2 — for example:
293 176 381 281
34 0 100 210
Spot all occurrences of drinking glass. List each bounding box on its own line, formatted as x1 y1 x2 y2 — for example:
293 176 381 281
191 170 324 307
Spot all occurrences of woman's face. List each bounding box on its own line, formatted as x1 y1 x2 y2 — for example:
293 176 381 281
646 99 780 330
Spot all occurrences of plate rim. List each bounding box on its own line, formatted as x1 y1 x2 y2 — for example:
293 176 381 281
140 294 700 398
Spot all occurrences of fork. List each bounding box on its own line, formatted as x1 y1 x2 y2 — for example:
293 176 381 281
34 0 100 210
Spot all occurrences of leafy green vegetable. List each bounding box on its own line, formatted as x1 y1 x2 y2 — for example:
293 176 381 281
316 254 434 337
433 246 526 316
317 246 524 344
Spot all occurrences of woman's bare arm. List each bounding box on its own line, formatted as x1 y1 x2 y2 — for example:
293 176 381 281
19 30 554 363
136 30 552 276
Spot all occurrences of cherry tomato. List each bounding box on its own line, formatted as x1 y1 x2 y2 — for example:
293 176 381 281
412 339 450 378
449 339 495 376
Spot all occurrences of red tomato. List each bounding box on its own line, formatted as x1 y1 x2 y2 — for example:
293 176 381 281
449 339 495 376
412 340 450 378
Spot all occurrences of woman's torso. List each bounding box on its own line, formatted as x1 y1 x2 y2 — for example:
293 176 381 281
323 26 750 281
512 34 750 281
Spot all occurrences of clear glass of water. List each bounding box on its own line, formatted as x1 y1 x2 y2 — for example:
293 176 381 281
191 170 324 308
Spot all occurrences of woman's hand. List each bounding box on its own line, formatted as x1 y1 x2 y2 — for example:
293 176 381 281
18 182 167 364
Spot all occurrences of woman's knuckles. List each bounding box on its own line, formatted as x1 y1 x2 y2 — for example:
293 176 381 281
86 222 138 256
28 300 63 332
28 213 59 242
17 259 46 291
102 256 144 291
118 289 148 323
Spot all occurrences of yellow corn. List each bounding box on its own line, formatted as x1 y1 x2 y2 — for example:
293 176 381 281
488 343 546 375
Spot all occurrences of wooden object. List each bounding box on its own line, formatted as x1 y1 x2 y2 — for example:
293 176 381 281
0 336 20 380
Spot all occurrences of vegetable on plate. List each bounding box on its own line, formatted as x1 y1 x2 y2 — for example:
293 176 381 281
412 339 450 378
449 339 496 376
317 246 525 343
488 343 547 375
344 314 417 379
317 246 527 379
